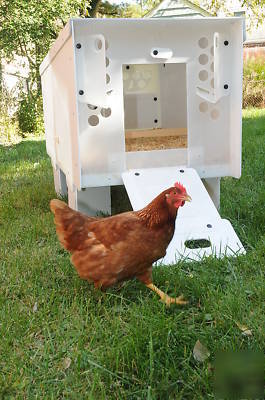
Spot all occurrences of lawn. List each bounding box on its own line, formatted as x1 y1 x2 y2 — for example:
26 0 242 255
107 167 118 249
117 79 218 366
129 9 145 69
0 109 264 399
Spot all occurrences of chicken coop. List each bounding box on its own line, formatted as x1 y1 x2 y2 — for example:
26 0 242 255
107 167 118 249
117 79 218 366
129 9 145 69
40 17 245 262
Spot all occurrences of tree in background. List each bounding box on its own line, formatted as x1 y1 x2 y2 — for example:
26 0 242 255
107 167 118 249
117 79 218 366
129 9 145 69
0 0 95 133
195 0 265 27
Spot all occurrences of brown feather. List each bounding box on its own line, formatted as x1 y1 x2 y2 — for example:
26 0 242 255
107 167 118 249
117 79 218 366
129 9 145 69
50 187 180 289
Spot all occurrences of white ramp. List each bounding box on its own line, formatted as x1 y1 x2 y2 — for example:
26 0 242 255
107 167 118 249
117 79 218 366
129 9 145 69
122 167 245 264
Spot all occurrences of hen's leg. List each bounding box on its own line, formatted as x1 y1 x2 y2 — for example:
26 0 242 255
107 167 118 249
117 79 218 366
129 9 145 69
137 268 188 307
145 283 188 307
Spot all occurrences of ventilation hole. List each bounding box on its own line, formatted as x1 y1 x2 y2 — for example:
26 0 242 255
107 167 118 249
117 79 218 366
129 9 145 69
179 169 184 173
199 70 208 81
106 74 110 84
135 172 140 176
211 109 219 120
185 239 211 249
198 37 208 49
210 46 214 56
105 39 109 50
210 78 214 88
95 39 102 50
199 102 208 113
198 54 208 65
207 224 212 228
105 57 109 67
101 108 111 118
87 104 98 110
88 115 99 126
210 62 214 72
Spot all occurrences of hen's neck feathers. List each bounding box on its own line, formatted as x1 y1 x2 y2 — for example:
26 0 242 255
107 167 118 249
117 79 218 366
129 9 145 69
136 188 178 228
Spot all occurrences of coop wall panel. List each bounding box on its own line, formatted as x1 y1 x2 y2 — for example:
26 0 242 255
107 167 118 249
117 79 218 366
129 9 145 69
40 17 243 187
41 30 81 190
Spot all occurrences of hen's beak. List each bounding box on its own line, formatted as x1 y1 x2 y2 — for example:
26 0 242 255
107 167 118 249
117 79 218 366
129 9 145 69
183 194 192 202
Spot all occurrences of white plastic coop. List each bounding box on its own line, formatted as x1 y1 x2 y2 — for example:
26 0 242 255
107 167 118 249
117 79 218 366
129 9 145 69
40 17 245 263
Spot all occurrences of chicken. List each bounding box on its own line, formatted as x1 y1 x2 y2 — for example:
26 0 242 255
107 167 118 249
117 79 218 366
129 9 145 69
50 182 191 306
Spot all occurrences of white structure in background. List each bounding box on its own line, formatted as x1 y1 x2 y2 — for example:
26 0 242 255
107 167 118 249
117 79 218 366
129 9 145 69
40 18 245 262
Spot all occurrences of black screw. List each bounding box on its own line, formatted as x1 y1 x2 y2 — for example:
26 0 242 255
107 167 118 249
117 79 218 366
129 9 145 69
154 119 158 123
224 84 228 89
153 50 158 56
180 169 184 173
79 90 84 95
135 172 140 176
207 224 212 228
76 43 81 49
154 97 157 101
126 65 130 70
224 40 229 46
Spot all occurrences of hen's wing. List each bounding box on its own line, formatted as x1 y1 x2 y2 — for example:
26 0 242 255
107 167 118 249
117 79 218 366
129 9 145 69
50 200 161 287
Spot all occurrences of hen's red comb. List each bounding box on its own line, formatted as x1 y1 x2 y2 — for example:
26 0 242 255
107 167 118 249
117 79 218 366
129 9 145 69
174 181 186 191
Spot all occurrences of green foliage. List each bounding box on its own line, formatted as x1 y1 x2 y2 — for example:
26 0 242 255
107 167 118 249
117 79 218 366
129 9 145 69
243 57 265 108
197 0 265 26
17 95 37 133
0 0 87 96
244 57 265 81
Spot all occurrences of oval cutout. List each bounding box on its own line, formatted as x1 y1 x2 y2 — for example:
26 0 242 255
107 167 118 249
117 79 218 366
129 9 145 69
185 239 211 249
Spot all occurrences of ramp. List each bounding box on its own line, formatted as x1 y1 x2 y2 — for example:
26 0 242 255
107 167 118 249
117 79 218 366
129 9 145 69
122 167 245 264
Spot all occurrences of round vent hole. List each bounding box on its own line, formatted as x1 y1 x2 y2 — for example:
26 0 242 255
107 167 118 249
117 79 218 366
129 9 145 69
88 115 99 126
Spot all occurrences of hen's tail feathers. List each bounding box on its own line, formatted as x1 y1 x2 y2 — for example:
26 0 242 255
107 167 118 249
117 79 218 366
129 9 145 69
50 199 97 252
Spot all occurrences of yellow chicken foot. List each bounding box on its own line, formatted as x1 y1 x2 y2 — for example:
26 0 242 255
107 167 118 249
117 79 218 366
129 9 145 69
145 283 188 307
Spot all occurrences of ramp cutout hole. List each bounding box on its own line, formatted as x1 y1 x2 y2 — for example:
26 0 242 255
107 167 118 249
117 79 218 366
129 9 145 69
185 239 211 249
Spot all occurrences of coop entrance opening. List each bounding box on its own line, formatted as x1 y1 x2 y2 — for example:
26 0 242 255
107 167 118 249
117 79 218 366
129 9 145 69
123 63 187 152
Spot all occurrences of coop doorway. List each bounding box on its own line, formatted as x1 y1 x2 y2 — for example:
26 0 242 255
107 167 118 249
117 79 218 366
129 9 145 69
123 63 187 152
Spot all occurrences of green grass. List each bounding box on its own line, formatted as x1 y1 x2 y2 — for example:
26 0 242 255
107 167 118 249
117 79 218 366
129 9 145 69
1 109 265 399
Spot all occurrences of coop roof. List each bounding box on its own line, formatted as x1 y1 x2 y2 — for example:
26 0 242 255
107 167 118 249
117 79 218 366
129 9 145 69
146 0 212 19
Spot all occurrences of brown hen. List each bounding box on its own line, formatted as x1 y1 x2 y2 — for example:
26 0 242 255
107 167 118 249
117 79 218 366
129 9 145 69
50 182 191 306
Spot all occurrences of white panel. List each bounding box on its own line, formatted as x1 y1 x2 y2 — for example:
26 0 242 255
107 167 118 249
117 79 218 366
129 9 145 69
126 149 188 170
160 63 187 129
41 34 81 190
122 167 245 263
41 68 56 166
73 32 108 107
